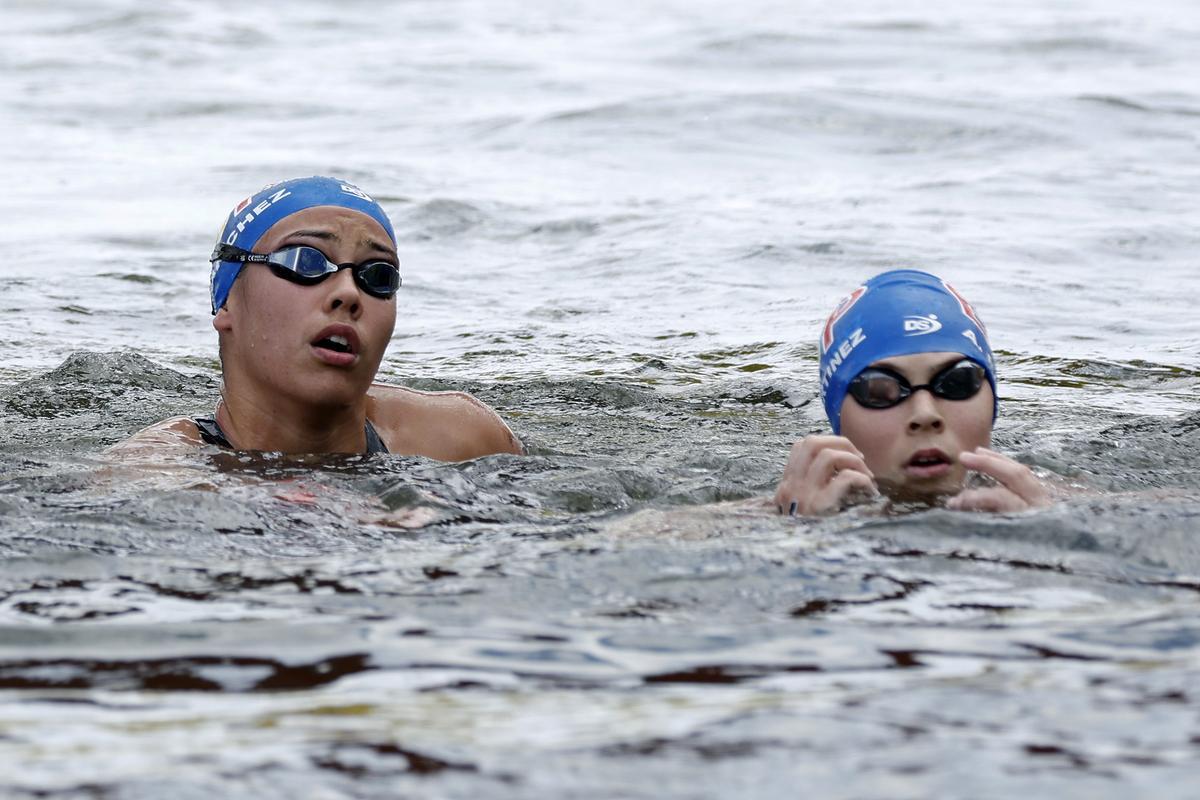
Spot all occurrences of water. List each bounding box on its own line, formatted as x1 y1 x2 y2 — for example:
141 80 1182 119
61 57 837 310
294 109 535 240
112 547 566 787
3 0 1200 796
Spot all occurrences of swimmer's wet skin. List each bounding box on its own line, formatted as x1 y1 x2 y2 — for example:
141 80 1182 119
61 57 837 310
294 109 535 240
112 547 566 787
774 269 1050 516
110 176 522 461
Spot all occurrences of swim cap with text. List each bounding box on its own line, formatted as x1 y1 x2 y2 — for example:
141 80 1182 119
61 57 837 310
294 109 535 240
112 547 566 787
818 269 997 434
209 176 396 314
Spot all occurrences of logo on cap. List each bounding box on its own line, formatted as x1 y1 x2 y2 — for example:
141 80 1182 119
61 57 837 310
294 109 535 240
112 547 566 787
340 183 374 202
903 314 942 335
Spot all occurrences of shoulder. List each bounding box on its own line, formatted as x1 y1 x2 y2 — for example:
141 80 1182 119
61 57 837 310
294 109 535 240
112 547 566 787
104 415 204 459
366 383 523 461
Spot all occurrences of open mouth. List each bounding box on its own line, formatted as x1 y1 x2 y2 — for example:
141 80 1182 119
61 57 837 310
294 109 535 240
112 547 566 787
310 325 360 364
314 334 353 354
905 449 952 478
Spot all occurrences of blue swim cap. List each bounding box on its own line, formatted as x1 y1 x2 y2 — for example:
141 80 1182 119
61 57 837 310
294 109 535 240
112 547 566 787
209 176 397 314
818 269 997 434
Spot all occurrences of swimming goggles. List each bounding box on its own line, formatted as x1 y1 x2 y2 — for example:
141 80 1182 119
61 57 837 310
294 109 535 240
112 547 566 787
211 243 401 299
847 359 986 409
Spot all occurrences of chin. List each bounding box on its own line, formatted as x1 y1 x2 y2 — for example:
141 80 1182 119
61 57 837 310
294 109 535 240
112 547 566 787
297 372 374 409
881 473 966 502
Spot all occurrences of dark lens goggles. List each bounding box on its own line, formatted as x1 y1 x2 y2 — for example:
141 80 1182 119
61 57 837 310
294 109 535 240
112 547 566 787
847 359 986 410
211 243 401 299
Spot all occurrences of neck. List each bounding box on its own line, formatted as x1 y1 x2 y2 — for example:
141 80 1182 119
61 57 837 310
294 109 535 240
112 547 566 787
216 381 368 454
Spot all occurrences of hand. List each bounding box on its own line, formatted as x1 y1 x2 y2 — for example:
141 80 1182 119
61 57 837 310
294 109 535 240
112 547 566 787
774 435 878 516
947 446 1051 512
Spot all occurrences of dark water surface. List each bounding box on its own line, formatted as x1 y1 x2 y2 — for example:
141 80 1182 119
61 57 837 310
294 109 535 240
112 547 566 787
3 0 1200 797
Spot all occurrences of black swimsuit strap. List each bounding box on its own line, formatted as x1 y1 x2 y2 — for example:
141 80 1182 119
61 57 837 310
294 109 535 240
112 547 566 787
363 419 389 454
193 416 389 455
194 416 233 449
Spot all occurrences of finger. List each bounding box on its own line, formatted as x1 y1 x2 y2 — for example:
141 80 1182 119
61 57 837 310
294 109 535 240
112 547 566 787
822 469 878 508
806 470 877 515
802 434 866 457
773 489 802 516
959 449 1049 506
809 447 875 485
797 469 876 515
779 470 876 517
774 502 799 517
773 484 794 510
946 485 1026 513
776 436 869 511
776 449 872 509
784 435 867 480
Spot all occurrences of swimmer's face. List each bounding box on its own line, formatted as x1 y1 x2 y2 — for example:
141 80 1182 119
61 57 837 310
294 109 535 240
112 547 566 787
839 351 993 498
214 206 398 408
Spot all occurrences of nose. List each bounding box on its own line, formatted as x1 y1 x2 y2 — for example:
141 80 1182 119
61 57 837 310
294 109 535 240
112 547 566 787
906 388 944 433
324 266 362 319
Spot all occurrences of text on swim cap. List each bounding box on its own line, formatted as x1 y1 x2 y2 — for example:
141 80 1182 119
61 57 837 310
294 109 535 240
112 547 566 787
223 188 293 247
819 327 867 394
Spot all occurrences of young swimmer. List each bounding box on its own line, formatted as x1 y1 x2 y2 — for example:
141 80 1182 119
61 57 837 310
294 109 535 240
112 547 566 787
774 269 1049 515
113 176 522 460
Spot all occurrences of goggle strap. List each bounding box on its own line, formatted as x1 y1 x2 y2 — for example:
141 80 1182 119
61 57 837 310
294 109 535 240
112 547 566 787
210 244 272 264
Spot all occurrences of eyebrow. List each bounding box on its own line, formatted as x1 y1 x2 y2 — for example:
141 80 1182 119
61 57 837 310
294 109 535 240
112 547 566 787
279 229 398 262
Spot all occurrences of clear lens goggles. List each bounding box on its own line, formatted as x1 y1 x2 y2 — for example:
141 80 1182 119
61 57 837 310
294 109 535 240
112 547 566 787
211 243 400 299
848 359 986 409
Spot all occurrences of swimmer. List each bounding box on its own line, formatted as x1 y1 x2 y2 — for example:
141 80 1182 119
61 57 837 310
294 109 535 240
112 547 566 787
113 176 521 460
775 269 1049 515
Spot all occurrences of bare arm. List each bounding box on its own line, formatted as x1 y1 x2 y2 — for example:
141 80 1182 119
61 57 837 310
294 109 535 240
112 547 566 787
367 384 522 461
103 416 203 461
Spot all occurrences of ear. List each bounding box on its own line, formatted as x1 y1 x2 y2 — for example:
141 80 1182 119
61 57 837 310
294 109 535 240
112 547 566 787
213 304 234 333
213 276 242 333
